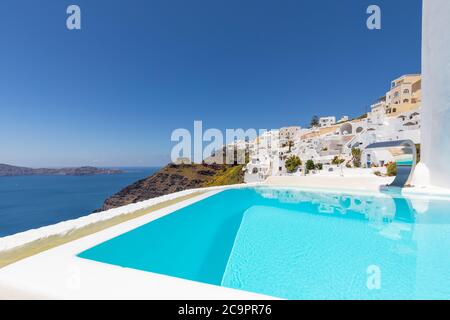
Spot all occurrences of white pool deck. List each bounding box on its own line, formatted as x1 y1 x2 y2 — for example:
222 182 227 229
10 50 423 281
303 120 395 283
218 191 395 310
1 174 450 300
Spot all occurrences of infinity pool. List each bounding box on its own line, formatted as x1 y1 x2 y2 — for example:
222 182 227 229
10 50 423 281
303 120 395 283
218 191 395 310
78 187 450 299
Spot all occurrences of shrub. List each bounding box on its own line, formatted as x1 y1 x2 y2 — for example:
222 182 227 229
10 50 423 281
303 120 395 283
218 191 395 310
351 148 362 168
315 163 323 170
387 162 397 176
306 160 316 171
285 155 302 173
416 144 421 163
244 154 250 165
332 156 345 165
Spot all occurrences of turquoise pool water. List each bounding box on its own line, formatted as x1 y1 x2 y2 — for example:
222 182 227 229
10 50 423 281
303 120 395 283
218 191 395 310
78 188 450 299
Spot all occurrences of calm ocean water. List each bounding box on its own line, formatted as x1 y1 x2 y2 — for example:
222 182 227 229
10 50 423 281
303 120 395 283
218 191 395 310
0 167 159 237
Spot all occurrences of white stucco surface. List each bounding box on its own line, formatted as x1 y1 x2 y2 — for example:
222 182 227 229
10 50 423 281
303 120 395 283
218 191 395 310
420 0 450 188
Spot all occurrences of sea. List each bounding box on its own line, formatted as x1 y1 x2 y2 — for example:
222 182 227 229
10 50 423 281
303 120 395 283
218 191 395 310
0 167 159 238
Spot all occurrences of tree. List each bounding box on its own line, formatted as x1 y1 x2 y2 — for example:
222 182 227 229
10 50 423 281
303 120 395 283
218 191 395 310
283 132 295 152
306 160 316 171
351 148 362 168
285 155 302 173
287 140 295 152
310 115 319 128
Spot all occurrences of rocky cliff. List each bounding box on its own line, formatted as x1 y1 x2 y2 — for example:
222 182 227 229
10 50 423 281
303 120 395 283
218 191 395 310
98 163 244 211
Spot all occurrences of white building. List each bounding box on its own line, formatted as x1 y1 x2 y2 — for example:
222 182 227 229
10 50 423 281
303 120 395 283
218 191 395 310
337 116 349 123
244 1 447 186
319 116 336 128
245 90 423 182
368 97 387 126
279 126 303 141
245 130 283 182
415 0 450 189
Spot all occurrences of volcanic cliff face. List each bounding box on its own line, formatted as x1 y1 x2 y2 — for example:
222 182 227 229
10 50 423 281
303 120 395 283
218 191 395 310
98 163 244 211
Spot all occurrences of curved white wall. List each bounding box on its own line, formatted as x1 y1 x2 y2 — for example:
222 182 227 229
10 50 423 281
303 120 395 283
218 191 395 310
420 0 450 188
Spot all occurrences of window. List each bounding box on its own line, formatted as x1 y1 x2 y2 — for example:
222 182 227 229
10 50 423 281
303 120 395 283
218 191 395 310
393 108 397 113
403 89 410 94
403 99 409 103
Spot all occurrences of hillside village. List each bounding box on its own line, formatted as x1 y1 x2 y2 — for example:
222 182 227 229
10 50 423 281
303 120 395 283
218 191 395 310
243 74 422 182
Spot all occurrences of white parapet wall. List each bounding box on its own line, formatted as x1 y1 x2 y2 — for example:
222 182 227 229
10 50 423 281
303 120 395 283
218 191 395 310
419 0 450 188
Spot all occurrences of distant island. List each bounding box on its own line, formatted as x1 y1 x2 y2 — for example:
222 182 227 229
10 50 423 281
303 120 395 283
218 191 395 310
0 164 123 177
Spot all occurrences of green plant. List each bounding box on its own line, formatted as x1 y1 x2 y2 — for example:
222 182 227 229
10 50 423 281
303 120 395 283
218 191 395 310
374 171 382 177
285 155 302 173
351 148 362 168
315 163 323 170
310 115 319 128
346 163 352 168
387 162 397 177
416 144 421 163
245 153 250 165
332 156 345 165
205 165 245 187
306 160 316 171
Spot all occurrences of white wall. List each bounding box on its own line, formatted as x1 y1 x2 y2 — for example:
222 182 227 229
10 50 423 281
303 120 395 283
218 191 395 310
420 0 450 188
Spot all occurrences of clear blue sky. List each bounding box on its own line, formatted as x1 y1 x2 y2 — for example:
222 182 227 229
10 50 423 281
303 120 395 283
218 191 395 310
0 0 422 167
